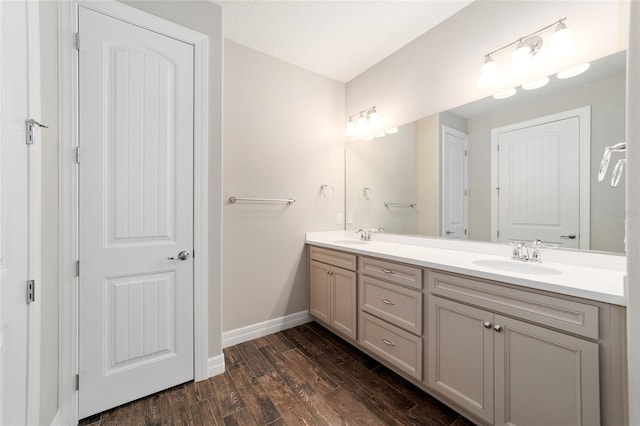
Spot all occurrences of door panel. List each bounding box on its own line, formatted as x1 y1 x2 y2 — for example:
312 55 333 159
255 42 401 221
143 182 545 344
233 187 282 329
309 260 331 324
331 267 357 340
497 117 580 247
428 296 494 423
442 126 468 239
494 315 600 426
78 6 194 418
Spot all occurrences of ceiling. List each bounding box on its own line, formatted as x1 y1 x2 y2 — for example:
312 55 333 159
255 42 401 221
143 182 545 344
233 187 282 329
219 1 474 83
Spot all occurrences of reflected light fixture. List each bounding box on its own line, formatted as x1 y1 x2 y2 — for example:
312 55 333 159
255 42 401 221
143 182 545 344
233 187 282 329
385 127 399 134
478 17 573 88
522 76 550 90
557 63 590 79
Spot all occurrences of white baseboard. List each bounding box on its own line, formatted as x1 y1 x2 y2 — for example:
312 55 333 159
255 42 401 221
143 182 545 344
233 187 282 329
207 354 225 378
222 310 312 348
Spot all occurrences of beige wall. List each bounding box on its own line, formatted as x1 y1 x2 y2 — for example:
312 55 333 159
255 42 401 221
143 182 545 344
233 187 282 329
223 41 344 331
346 1 629 130
466 73 626 252
39 1 59 423
415 115 439 235
120 0 225 357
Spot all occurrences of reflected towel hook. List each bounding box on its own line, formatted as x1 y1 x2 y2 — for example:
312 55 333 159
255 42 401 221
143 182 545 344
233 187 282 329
320 184 335 198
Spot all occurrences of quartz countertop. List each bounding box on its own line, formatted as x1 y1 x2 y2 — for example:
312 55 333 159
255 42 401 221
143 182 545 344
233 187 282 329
306 231 626 306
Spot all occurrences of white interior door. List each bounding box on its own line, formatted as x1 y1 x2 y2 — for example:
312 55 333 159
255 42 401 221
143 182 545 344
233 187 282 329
0 1 41 424
78 6 195 418
442 126 468 239
494 115 581 248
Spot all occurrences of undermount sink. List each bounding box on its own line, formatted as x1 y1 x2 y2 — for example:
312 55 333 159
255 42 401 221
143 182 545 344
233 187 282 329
332 239 370 245
472 259 563 275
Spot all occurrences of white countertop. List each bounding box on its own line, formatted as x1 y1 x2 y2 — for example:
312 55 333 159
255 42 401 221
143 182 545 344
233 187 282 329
306 231 626 306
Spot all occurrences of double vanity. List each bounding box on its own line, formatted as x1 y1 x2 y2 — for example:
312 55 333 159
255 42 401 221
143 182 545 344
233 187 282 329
306 231 627 426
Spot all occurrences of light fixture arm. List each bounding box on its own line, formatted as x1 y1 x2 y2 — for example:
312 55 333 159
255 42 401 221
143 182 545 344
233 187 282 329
347 105 377 121
483 17 566 59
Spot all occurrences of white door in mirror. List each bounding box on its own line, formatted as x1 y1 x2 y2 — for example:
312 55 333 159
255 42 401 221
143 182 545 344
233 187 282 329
442 126 468 240
495 114 581 248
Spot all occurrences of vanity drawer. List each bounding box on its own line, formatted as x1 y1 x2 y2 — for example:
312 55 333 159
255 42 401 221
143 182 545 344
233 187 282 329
360 275 422 335
359 256 422 289
429 270 599 339
310 246 357 271
360 312 422 380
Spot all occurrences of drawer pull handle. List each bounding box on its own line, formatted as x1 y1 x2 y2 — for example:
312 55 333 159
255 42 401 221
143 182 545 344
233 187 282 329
493 325 503 332
381 339 395 347
382 299 395 305
382 269 395 274
483 321 492 329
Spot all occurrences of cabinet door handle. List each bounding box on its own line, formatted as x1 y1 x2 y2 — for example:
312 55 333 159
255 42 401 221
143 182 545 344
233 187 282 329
381 339 395 347
382 269 395 274
382 299 395 306
493 325 503 332
483 321 492 329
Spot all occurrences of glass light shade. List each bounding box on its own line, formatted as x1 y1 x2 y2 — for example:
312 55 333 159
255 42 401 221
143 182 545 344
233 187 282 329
356 113 367 132
481 56 497 76
345 119 355 136
522 77 550 90
362 135 374 141
368 107 379 125
385 127 399 134
557 63 590 79
493 88 517 99
550 22 572 49
512 40 531 66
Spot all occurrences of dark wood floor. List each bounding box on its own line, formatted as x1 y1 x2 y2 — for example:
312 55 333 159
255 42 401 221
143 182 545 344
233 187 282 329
80 321 474 426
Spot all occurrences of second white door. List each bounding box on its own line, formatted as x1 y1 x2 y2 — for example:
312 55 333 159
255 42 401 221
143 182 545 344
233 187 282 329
442 126 468 239
78 6 195 418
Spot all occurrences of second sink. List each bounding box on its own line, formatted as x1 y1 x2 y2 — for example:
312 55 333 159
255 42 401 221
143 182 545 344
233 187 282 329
472 259 562 275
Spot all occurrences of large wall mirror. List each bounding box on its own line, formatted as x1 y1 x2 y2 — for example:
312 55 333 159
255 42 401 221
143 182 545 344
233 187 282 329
345 50 626 253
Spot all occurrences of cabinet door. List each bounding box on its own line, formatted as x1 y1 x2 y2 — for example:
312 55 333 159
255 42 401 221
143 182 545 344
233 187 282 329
309 260 331 325
331 267 357 340
428 296 494 424
494 315 600 426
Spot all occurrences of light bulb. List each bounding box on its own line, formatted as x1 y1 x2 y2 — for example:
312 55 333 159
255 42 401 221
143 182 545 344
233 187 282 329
512 39 531 67
550 21 574 54
368 107 379 126
478 55 498 88
345 119 355 136
356 113 367 133
522 77 549 90
557 63 590 79
493 88 517 99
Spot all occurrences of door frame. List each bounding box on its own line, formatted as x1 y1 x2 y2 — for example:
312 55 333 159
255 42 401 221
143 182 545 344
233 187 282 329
490 106 591 249
58 1 209 423
440 125 468 239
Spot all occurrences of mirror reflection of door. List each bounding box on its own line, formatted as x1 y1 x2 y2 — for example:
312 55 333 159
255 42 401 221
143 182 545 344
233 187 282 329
491 107 591 249
442 126 468 239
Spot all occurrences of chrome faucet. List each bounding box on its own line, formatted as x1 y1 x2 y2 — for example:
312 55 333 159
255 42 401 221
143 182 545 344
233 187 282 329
511 240 543 262
355 229 371 241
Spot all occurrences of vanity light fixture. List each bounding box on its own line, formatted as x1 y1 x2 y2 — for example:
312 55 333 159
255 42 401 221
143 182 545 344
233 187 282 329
522 76 550 90
345 105 382 139
557 63 590 79
493 88 517 99
478 17 574 88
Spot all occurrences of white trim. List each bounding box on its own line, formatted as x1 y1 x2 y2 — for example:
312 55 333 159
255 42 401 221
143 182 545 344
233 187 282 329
490 106 591 249
207 355 225 378
48 410 61 426
26 2 42 424
58 1 209 423
222 311 313 348
440 125 469 240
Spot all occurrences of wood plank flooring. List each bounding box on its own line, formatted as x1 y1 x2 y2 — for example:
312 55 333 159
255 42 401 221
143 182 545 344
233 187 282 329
79 322 475 426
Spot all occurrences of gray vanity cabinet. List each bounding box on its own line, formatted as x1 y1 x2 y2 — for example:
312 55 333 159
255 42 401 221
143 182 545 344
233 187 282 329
309 247 357 341
428 274 601 426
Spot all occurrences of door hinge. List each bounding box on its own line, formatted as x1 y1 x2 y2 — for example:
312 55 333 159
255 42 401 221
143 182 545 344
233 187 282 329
25 119 48 145
75 146 80 164
497 230 500 238
496 187 500 195
464 189 468 196
75 374 80 391
465 229 467 236
75 33 80 50
76 260 80 277
464 149 468 156
497 144 500 152
26 280 35 304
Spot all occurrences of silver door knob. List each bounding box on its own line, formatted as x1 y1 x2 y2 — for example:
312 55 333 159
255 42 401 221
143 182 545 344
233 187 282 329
168 250 190 261
560 233 576 239
445 230 454 235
